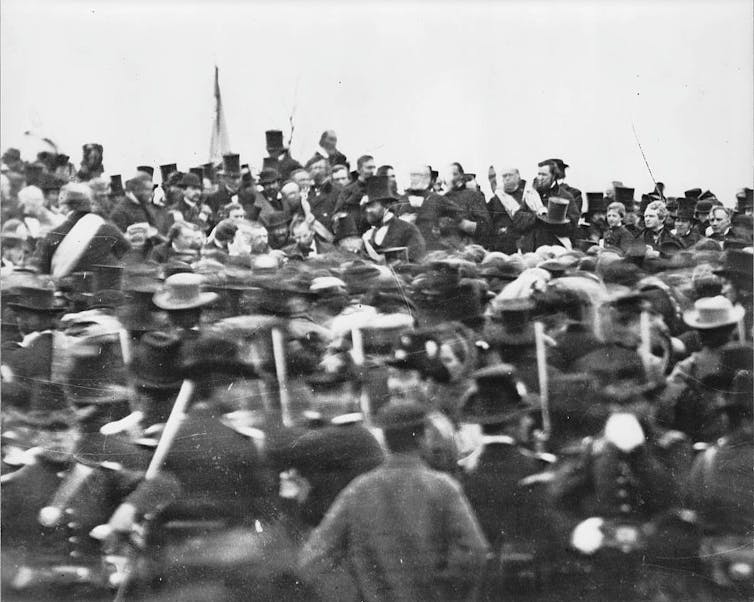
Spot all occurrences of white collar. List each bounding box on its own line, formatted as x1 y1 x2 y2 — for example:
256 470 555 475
318 146 330 159
382 212 394 225
481 435 516 446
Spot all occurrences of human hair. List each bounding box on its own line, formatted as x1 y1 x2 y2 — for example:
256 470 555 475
289 168 309 181
167 220 200 243
383 424 425 453
332 164 348 176
710 206 731 220
223 201 245 216
645 200 667 221
356 155 374 170
607 202 626 218
60 182 94 212
304 155 329 170
452 162 465 175
376 165 394 177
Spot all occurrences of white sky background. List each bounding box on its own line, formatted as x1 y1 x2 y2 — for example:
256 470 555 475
2 0 752 203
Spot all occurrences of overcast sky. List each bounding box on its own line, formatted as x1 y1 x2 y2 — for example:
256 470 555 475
2 0 752 203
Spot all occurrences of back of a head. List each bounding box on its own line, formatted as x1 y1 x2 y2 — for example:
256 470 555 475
376 402 427 454
60 182 93 213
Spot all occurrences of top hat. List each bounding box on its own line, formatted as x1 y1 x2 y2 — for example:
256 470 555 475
65 337 129 406
179 334 258 378
614 186 635 205
152 273 218 310
362 175 399 205
333 214 359 242
8 286 65 313
160 163 178 183
221 153 241 176
258 168 282 185
110 174 124 195
537 197 570 225
189 167 205 182
683 296 745 329
461 363 536 424
713 249 753 280
178 172 203 189
374 401 427 431
265 130 285 151
585 192 605 215
131 331 184 389
676 198 696 220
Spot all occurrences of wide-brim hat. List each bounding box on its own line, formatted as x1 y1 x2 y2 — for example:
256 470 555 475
683 296 745 329
152 273 219 310
461 364 538 424
537 197 570 225
7 286 66 313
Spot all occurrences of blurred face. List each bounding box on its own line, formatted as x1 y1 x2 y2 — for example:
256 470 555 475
606 210 623 228
643 209 661 231
292 171 312 194
358 159 376 180
293 223 314 248
501 169 521 193
221 174 242 194
364 200 386 225
249 228 269 253
281 183 302 209
535 165 554 191
708 208 730 234
309 159 328 185
228 207 246 221
133 180 154 204
322 131 338 151
44 189 61 210
384 168 396 184
183 185 202 204
262 180 280 196
447 163 463 188
3 244 27 265
332 169 349 187
387 366 425 402
439 343 464 382
269 225 290 248
675 217 692 236
174 226 196 250
408 166 431 191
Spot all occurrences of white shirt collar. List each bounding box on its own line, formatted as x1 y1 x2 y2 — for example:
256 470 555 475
318 146 330 159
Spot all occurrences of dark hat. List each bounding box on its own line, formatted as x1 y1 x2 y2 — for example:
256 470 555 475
178 172 203 189
189 167 205 182
665 198 679 213
221 153 241 175
262 210 289 229
539 158 569 176
24 163 44 186
38 173 64 192
258 168 281 185
333 214 359 242
87 289 126 310
676 200 695 221
180 334 258 378
713 249 753 281
265 129 285 150
695 199 714 215
429 168 439 181
241 163 253 184
2 147 21 164
65 337 129 406
684 188 702 199
92 264 124 292
8 286 65 313
363 175 400 205
202 162 217 181
735 188 753 213
575 239 598 253
342 260 381 294
385 329 446 377
160 163 178 183
699 190 717 201
110 174 124 194
136 165 154 177
585 192 605 215
461 364 536 425
132 331 184 389
537 197 570 225
614 186 635 205
262 157 278 171
374 401 427 430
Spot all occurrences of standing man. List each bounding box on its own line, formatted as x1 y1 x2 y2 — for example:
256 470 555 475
333 154 376 233
263 129 302 181
311 130 348 168
443 162 491 246
170 172 212 232
204 154 258 219
298 402 489 602
706 206 735 247
544 158 583 214
110 172 170 235
361 175 426 263
534 159 580 225
304 155 340 227
486 167 528 253
641 200 683 257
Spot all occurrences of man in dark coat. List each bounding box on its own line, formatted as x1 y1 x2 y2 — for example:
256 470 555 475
169 172 212 232
262 130 302 181
394 165 462 251
518 197 575 252
672 201 702 249
33 183 131 277
361 175 426 263
204 153 259 218
304 155 341 228
486 167 528 253
640 200 683 257
110 172 171 235
298 402 489 602
535 159 580 226
333 154 376 233
309 130 348 168
545 158 583 214
443 162 491 246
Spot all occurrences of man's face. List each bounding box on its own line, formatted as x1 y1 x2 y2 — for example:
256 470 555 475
269 225 290 249
643 209 661 231
262 180 280 196
535 165 554 191
606 210 623 228
174 227 195 250
3 244 27 266
332 169 349 187
384 168 396 184
292 171 312 193
249 228 269 253
309 160 328 185
281 183 302 208
183 185 202 204
708 209 730 234
228 207 246 221
359 159 376 180
267 145 283 157
221 174 242 194
322 131 338 151
293 224 314 248
44 189 60 210
447 164 463 189
501 169 521 193
364 200 386 225
133 180 154 204
675 218 692 236
695 209 710 224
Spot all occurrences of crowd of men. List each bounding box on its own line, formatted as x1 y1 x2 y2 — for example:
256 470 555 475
0 129 752 601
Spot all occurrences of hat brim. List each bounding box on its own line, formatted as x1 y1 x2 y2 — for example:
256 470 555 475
152 291 219 310
461 393 540 425
537 215 571 225
7 303 66 313
179 359 258 379
682 305 745 329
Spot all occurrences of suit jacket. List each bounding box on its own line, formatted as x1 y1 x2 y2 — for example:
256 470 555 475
444 187 492 245
639 227 683 255
33 211 131 275
306 180 341 227
366 215 426 262
334 178 369 233
311 148 349 169
486 182 527 253
204 186 259 219
603 224 636 253
394 191 461 251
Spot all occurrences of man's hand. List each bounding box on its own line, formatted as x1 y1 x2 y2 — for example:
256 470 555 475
459 219 477 235
571 517 605 554
108 503 137 533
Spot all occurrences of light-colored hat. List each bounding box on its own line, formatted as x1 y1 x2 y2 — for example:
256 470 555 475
683 296 745 329
152 273 218 310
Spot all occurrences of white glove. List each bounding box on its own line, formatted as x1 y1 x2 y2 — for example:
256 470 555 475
571 517 605 554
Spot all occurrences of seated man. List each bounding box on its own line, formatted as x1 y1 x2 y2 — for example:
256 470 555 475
283 216 335 260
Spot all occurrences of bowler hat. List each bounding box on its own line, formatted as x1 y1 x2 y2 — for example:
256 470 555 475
132 331 184 389
8 286 65 313
265 130 285 151
683 296 745 329
362 175 399 205
221 153 241 176
152 273 218 310
461 364 536 425
258 168 281 185
537 197 570 225
178 172 202 189
374 401 427 430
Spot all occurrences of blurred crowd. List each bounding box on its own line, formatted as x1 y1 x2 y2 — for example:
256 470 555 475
1 132 752 601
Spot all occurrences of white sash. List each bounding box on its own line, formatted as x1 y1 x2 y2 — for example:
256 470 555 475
50 213 105 279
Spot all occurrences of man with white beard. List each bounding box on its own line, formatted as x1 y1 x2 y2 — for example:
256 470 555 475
394 165 462 250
